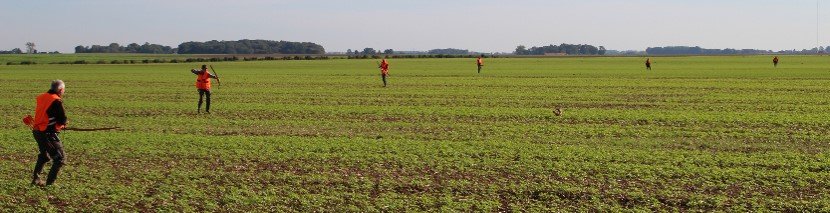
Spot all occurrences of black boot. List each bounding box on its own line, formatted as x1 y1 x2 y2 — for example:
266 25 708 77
45 162 63 185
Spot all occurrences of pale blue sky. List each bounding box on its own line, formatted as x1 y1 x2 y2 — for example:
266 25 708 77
1 0 827 53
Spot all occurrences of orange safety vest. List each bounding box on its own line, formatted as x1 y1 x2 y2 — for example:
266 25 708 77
195 70 211 90
380 60 389 75
477 58 483 65
33 92 62 132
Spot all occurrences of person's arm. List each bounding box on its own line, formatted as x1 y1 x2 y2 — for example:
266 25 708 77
47 99 67 129
191 69 202 75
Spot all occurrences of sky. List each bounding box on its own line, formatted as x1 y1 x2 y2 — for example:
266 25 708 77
1 0 828 53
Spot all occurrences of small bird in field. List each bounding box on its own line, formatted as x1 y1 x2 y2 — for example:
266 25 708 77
553 107 563 116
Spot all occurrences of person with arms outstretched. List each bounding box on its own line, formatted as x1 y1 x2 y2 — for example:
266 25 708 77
191 64 219 113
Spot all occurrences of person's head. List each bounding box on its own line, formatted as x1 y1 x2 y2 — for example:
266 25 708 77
50 80 65 96
201 64 207 70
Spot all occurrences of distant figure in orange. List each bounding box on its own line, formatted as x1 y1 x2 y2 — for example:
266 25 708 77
773 56 779 67
191 64 219 113
476 55 484 73
645 58 652 70
379 58 390 87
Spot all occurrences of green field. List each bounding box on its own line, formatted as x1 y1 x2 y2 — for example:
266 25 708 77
1 55 829 211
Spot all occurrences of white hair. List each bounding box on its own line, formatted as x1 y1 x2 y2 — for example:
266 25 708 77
50 80 64 92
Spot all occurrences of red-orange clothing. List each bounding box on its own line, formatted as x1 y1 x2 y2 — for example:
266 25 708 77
773 57 779 63
477 58 483 65
33 92 65 132
380 60 389 76
194 69 213 90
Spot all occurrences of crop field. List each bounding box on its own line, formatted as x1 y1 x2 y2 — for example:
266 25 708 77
0 55 829 211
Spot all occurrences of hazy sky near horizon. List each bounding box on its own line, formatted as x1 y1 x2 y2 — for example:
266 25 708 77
1 0 828 53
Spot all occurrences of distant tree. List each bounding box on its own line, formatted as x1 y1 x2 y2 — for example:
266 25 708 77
598 46 607 55
383 49 394 54
346 49 352 55
126 43 140 53
362 48 376 55
515 45 529 55
25 42 36 54
107 43 121 53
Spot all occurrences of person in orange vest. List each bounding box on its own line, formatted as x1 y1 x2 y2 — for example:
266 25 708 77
773 56 779 67
191 65 219 113
476 55 484 73
31 80 68 186
379 58 390 87
645 58 652 70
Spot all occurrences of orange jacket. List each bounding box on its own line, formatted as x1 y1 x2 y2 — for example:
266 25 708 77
33 92 64 132
380 60 389 75
195 69 212 90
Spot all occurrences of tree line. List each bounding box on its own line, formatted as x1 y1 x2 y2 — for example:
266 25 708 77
645 46 775 55
347 48 394 55
346 48 474 55
73 40 325 54
0 48 23 54
6 55 332 66
514 43 606 55
644 46 830 55
75 42 175 54
176 39 325 54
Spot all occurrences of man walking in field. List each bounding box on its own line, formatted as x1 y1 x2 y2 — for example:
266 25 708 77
191 65 219 113
30 80 68 186
645 58 652 70
476 55 484 73
773 56 779 67
379 58 390 87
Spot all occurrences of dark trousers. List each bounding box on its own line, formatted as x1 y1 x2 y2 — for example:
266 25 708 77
646 64 651 70
477 65 482 73
198 89 211 112
32 130 65 185
774 62 778 67
381 74 387 87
